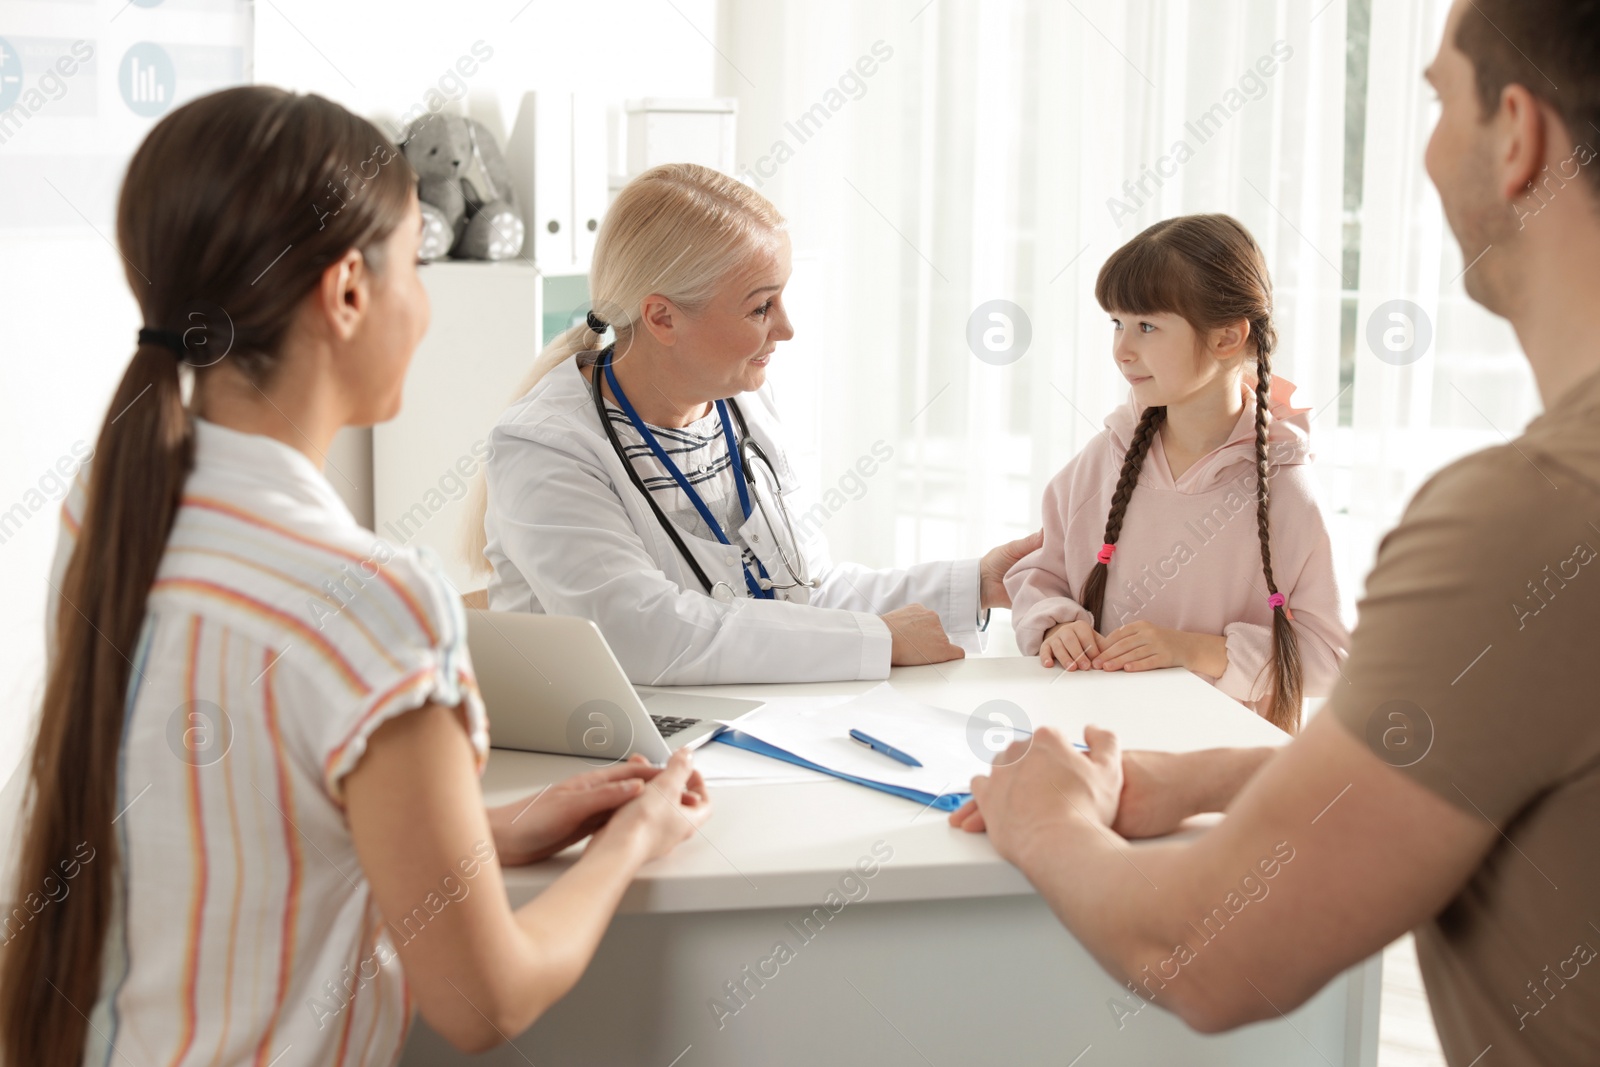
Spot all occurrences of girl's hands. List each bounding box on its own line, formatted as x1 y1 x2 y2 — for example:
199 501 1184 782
1090 620 1185 672
589 748 712 864
1093 621 1226 675
1040 619 1103 670
1041 620 1229 676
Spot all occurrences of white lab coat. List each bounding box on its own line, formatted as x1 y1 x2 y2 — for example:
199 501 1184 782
483 359 983 685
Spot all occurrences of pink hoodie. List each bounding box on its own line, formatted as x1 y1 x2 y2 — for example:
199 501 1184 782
1005 376 1349 717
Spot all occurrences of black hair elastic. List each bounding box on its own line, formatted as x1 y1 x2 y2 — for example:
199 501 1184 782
585 309 609 333
138 327 186 358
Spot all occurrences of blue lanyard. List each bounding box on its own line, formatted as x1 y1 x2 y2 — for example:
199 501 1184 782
603 357 774 599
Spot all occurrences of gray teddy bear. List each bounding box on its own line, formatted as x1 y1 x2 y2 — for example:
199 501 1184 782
401 113 525 261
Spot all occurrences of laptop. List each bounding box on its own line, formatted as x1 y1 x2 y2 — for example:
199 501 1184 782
465 610 764 763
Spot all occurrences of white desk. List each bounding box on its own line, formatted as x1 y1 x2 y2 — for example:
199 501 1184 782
400 658 1381 1067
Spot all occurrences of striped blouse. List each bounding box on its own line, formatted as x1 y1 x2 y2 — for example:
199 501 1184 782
603 403 743 536
602 402 764 578
50 418 488 1067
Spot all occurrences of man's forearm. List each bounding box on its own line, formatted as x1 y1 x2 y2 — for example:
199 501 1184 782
1012 811 1183 995
1029 747 1277 980
1186 746 1277 817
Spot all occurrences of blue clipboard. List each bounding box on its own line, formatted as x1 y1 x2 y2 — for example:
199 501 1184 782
712 728 972 812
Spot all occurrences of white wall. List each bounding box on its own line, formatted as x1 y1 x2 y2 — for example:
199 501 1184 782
252 0 720 526
254 0 718 135
0 0 254 830
0 0 718 815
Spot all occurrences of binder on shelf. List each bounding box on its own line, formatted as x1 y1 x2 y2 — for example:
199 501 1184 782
535 92 574 271
572 94 608 270
505 91 575 271
504 93 736 272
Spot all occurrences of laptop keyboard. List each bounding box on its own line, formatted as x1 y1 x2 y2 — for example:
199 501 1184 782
650 714 702 738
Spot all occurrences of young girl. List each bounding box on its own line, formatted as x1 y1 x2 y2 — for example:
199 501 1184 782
1 87 708 1066
1006 214 1348 730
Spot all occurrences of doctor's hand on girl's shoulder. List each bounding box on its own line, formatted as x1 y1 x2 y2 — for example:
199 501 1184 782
586 749 712 864
979 529 1045 610
881 604 965 666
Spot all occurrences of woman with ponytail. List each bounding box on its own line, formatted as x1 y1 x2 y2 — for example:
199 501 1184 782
1005 215 1348 730
2 87 708 1066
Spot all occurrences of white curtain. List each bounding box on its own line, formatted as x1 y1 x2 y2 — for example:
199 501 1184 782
1346 0 1540 590
717 0 1350 627
718 0 1536 631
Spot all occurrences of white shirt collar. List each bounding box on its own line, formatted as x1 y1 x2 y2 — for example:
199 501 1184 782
192 417 357 526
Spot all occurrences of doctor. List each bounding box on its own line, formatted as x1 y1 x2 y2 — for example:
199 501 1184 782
470 163 1038 685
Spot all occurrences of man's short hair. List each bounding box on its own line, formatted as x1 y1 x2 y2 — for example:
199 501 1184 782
1456 1 1600 189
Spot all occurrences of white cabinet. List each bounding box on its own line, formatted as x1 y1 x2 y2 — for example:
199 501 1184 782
624 97 738 176
371 260 586 589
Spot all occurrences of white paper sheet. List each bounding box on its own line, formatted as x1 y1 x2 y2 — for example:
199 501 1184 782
690 692 864 784
723 682 1024 795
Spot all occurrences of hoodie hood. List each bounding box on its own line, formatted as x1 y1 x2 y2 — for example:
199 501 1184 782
1102 374 1314 492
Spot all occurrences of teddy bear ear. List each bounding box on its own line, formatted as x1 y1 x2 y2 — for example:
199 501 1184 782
397 115 431 148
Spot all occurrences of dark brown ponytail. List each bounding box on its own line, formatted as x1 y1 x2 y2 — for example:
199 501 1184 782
1090 213 1304 730
1 86 415 1067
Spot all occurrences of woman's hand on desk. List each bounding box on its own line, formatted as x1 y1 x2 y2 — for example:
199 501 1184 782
949 727 1124 867
490 755 686 866
588 748 712 864
881 604 966 666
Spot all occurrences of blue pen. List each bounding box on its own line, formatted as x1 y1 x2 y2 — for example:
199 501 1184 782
849 728 923 768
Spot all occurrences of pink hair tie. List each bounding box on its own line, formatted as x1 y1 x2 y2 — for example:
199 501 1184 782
1096 543 1116 565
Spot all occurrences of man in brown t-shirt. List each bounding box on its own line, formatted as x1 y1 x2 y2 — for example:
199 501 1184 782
953 2 1600 1064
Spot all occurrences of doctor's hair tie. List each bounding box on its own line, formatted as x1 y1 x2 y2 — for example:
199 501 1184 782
138 327 187 357
585 309 609 333
1096 543 1116 565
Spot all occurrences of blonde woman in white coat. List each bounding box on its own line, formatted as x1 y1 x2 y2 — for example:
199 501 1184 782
467 164 1037 686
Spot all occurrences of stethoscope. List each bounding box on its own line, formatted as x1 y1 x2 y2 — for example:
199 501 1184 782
590 345 820 603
